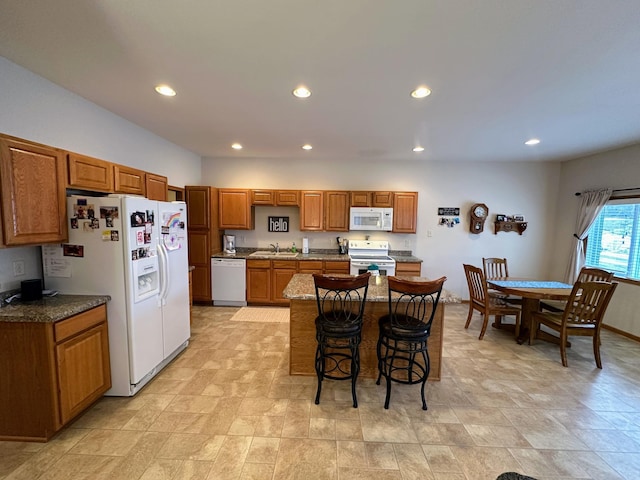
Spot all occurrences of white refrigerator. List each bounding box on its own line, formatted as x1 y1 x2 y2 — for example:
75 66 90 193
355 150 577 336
42 195 190 396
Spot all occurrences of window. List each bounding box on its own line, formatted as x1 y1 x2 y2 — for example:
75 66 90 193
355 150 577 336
585 199 640 280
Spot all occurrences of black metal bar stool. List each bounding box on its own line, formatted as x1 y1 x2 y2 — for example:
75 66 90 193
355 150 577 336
313 272 370 408
376 276 447 410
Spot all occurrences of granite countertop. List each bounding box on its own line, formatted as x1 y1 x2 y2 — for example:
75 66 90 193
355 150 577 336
0 295 110 323
212 249 422 263
283 273 460 303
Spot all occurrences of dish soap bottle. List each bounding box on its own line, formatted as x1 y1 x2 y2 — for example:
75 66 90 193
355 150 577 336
291 242 297 253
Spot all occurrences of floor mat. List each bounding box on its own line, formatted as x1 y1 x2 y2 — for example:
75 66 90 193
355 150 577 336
230 307 290 323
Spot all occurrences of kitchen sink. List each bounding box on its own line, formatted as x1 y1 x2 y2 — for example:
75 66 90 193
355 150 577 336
249 251 299 257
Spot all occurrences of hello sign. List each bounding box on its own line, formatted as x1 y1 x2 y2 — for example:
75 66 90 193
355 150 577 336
268 216 289 232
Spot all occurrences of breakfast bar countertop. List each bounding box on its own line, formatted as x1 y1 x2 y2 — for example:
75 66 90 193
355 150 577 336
0 294 110 323
283 273 460 303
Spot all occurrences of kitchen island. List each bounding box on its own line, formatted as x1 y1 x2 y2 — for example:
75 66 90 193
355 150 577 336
283 274 460 381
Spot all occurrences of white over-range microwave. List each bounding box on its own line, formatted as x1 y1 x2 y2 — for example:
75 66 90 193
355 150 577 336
349 207 393 231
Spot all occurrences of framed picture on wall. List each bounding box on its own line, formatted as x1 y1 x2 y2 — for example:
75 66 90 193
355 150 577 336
496 214 506 222
513 214 525 222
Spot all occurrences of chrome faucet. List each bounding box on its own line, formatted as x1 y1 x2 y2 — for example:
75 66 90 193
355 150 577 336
270 243 280 253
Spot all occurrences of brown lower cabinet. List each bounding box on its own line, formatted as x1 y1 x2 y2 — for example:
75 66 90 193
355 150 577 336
395 261 422 276
246 259 349 305
0 304 111 441
272 261 297 305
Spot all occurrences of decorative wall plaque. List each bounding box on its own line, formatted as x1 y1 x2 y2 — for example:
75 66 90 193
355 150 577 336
268 216 289 232
438 207 460 216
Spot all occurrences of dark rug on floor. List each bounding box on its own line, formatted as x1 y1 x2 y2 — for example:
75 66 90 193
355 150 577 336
496 473 538 480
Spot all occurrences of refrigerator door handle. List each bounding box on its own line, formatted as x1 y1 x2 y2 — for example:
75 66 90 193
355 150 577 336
158 243 169 305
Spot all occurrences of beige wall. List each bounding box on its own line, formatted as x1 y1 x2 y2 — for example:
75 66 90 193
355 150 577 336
552 144 640 336
203 157 562 299
0 57 202 291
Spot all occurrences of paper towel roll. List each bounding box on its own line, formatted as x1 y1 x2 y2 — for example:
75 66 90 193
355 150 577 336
302 237 309 254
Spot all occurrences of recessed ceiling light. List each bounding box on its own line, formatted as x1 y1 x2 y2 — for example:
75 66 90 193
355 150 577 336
413 146 425 152
525 138 541 146
410 86 431 99
154 84 176 97
293 86 311 98
302 144 313 150
231 143 243 150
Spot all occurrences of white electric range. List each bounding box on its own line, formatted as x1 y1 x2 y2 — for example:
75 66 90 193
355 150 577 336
348 239 396 276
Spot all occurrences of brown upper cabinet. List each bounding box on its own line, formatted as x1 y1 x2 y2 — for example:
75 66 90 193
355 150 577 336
324 191 349 231
300 191 324 231
350 191 393 208
219 189 253 229
251 189 275 205
350 191 371 207
392 192 418 233
68 151 167 201
0 135 68 246
67 152 114 192
276 190 300 206
113 164 146 196
372 191 393 207
145 173 168 201
251 189 300 206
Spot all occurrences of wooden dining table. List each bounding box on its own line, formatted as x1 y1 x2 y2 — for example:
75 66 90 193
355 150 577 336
486 278 574 344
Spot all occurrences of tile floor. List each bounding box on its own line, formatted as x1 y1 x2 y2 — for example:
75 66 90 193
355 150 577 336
1 304 639 480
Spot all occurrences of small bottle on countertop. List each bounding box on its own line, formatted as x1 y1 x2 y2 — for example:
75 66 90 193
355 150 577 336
291 242 297 253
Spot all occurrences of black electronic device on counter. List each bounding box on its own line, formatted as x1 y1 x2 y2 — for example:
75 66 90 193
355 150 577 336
21 279 43 301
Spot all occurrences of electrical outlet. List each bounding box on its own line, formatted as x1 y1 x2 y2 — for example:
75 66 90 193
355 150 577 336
13 260 25 276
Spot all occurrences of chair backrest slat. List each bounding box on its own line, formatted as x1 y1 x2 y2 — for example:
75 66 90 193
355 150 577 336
577 267 614 283
563 280 617 326
464 264 487 305
483 257 509 280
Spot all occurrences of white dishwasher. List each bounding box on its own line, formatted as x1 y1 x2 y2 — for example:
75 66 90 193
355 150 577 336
211 258 247 306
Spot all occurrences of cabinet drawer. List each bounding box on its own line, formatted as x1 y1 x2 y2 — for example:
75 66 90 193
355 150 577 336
395 262 422 276
247 259 270 269
298 260 323 271
272 260 295 269
54 305 107 343
324 261 349 273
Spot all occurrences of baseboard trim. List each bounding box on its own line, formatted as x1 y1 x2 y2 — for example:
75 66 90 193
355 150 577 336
602 323 640 343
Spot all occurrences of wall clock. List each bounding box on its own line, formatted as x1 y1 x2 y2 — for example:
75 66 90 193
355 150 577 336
469 203 488 234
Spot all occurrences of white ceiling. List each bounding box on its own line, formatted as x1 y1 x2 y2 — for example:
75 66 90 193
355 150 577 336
1 0 640 163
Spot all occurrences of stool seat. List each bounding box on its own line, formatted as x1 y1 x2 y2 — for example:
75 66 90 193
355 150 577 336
313 272 370 408
376 276 447 410
379 314 430 338
316 317 361 336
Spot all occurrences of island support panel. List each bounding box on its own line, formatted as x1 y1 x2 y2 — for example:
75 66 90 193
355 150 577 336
289 299 444 381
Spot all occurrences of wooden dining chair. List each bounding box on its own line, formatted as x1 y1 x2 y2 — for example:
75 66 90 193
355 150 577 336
482 258 522 311
463 264 522 340
530 280 617 368
482 257 509 279
540 267 613 313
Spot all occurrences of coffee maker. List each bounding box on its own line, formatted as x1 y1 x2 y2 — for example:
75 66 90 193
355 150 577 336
223 234 236 254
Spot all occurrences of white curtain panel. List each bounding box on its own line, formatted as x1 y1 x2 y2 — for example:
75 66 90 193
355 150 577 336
564 188 612 283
